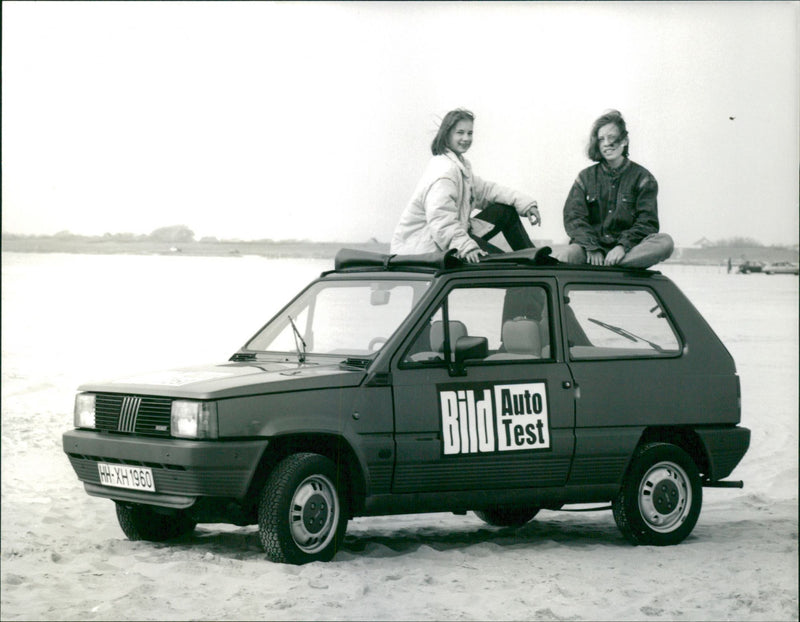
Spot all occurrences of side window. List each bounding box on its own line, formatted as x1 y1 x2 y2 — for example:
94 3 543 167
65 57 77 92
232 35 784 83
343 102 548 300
565 286 681 359
402 285 550 365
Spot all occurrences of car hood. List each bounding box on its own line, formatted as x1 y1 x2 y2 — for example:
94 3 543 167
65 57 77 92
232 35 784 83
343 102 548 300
77 359 367 400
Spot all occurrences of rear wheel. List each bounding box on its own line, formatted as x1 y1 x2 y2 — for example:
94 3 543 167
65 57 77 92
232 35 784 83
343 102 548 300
474 506 539 527
258 453 348 564
613 443 701 545
115 502 197 542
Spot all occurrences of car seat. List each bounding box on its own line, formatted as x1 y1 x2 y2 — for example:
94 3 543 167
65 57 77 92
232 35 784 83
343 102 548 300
430 320 468 353
486 317 541 360
408 320 467 363
503 317 541 357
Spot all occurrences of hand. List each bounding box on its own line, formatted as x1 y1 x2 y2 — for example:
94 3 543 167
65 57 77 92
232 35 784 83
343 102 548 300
462 248 488 264
604 245 626 266
526 203 541 226
587 251 605 266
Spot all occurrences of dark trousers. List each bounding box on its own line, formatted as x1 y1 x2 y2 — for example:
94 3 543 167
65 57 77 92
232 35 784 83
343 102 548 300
469 203 535 254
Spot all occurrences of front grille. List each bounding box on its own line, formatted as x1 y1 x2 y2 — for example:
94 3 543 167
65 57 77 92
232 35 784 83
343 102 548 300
95 394 172 437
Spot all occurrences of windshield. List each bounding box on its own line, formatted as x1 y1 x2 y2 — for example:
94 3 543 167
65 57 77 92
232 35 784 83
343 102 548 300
244 277 430 358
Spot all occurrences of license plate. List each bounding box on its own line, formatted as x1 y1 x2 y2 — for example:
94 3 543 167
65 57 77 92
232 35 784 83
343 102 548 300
98 463 155 492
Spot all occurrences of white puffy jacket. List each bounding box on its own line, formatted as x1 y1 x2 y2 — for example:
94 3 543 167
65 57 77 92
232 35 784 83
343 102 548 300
390 150 536 256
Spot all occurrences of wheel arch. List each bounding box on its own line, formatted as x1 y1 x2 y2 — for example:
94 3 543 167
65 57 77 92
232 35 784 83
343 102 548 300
244 433 367 518
637 426 709 477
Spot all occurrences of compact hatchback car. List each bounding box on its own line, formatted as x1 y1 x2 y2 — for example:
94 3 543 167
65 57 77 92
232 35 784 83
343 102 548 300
763 261 799 275
738 260 765 274
63 247 750 564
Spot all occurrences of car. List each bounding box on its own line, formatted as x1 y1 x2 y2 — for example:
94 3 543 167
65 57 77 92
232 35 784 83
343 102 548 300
738 260 765 274
763 261 799 275
63 247 750 564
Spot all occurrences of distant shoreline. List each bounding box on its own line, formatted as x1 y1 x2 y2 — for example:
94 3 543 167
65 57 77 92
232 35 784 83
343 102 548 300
1 238 391 260
2 237 797 266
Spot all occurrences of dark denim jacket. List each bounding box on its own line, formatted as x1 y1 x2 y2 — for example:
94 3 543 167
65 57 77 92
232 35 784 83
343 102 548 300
563 159 659 252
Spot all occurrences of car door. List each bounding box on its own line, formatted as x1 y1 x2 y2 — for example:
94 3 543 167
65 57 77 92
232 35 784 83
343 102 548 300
390 277 576 494
560 282 685 487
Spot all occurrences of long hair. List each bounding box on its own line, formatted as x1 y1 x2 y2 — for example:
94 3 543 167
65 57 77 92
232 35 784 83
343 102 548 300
587 109 629 162
431 108 475 156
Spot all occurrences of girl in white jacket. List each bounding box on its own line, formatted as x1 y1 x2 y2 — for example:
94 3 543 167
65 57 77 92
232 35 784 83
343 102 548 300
390 109 541 263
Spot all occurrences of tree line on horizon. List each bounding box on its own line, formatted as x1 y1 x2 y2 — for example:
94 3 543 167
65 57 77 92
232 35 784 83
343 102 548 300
2 225 315 246
1 227 796 250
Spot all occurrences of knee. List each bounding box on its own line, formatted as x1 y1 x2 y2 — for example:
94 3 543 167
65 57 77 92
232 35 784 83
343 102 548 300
556 244 586 264
487 203 517 224
656 233 674 258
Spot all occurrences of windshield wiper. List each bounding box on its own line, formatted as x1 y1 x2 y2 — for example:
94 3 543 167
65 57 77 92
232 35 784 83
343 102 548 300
588 317 665 353
287 315 307 363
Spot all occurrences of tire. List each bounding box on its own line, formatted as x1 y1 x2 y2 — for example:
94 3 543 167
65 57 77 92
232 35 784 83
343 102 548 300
258 453 348 565
613 443 702 546
115 502 197 542
474 506 539 527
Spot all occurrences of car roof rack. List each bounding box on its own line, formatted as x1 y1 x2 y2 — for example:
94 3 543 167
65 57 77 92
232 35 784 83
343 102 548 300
333 247 560 273
331 246 659 275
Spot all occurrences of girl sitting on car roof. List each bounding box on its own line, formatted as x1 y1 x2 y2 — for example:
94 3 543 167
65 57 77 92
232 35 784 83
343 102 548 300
391 108 542 264
556 109 674 268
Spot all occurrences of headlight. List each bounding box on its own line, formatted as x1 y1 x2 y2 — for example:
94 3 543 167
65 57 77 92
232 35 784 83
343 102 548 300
171 401 218 439
74 393 96 429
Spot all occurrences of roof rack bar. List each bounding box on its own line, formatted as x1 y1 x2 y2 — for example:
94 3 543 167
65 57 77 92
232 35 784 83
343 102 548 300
334 248 461 271
334 246 559 272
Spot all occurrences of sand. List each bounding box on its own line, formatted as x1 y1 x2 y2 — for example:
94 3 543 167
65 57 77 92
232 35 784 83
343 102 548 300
1 254 797 621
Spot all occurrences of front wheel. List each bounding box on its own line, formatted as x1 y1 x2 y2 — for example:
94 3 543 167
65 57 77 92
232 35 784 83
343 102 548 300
613 443 702 546
258 453 348 564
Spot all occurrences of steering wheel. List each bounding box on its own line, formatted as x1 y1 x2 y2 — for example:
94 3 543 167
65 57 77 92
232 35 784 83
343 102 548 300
368 337 388 352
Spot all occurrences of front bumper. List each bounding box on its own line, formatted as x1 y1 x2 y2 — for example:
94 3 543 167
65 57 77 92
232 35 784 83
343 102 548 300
63 430 268 507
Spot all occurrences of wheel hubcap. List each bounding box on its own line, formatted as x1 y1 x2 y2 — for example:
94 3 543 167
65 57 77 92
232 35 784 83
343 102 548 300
301 494 328 534
289 474 339 554
652 479 680 513
638 461 692 533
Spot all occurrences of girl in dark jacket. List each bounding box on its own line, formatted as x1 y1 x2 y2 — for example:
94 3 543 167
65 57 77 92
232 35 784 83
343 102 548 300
558 110 673 268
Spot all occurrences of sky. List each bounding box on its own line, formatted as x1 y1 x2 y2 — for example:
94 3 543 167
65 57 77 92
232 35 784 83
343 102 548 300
2 1 798 247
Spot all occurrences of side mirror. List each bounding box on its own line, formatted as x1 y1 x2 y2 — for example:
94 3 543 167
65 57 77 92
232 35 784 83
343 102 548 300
451 336 488 376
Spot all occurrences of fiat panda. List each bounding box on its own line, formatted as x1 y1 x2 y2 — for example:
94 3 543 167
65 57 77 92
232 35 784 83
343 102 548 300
63 248 750 564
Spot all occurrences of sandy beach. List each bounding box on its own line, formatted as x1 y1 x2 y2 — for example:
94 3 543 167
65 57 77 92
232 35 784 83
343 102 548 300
1 253 797 621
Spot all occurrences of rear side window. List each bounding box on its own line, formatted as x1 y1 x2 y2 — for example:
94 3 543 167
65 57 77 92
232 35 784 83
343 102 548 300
565 286 680 359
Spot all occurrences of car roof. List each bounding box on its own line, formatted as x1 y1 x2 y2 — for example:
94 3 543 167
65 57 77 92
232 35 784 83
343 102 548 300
329 247 661 277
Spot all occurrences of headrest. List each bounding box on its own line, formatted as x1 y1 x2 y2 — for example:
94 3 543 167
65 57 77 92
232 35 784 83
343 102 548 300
502 318 541 355
430 320 468 352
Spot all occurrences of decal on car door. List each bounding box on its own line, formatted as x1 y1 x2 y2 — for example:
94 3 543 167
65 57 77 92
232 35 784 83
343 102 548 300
438 381 550 455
